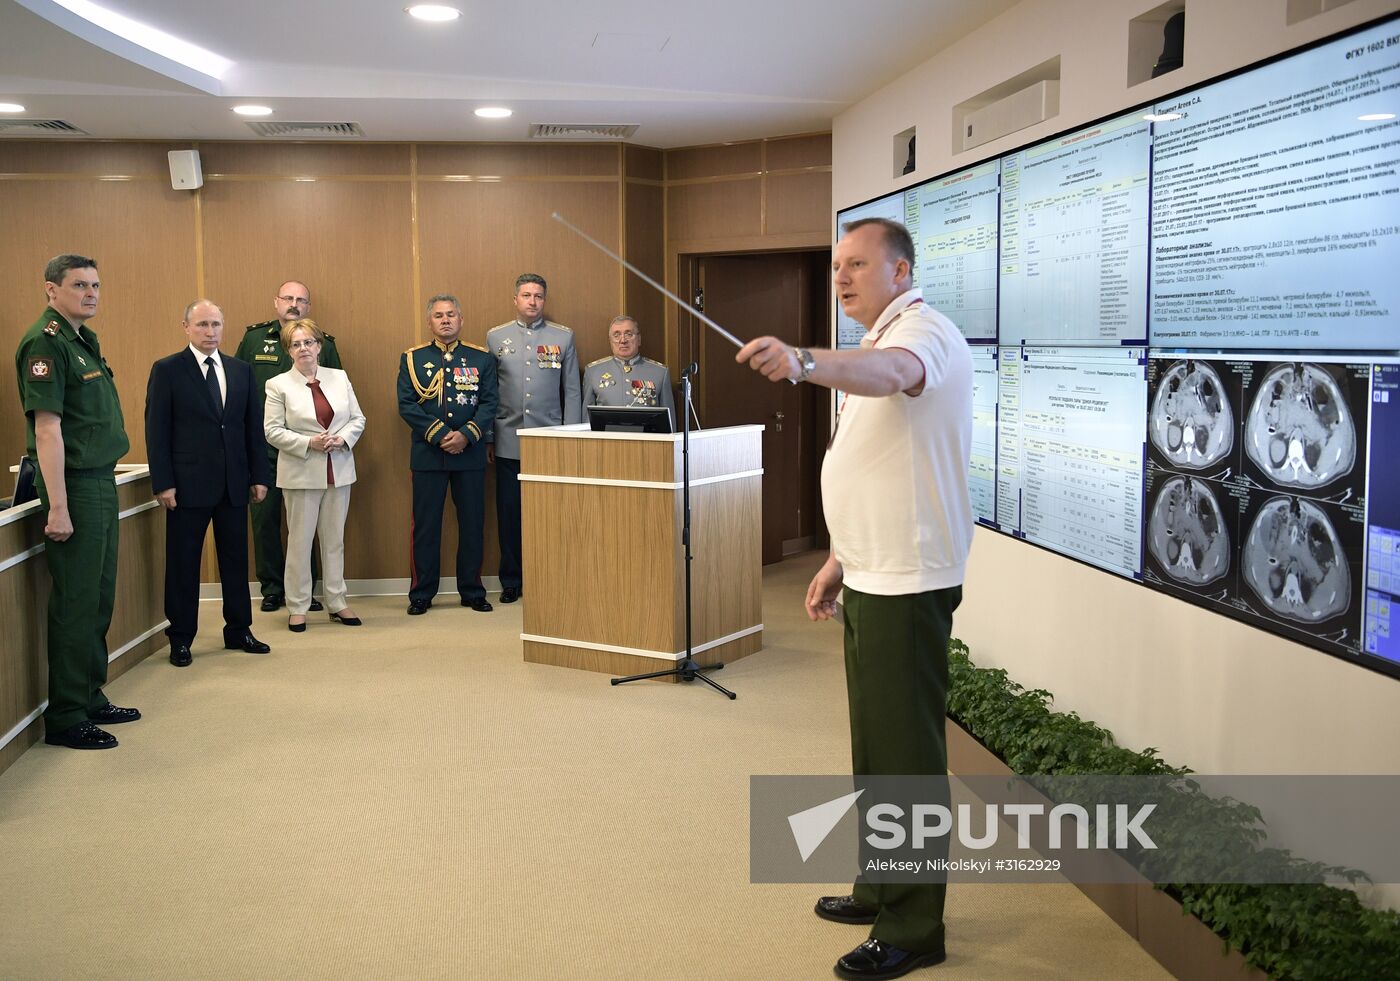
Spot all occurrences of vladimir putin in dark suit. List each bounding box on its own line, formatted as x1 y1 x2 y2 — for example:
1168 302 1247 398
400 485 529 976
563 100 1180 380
146 299 272 666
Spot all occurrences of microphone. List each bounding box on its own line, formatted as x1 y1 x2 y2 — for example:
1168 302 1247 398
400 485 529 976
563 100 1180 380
681 362 699 378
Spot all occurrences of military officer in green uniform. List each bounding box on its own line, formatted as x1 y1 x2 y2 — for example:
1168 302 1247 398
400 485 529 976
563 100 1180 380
486 273 581 603
14 254 139 750
398 294 498 616
232 280 341 612
583 315 676 418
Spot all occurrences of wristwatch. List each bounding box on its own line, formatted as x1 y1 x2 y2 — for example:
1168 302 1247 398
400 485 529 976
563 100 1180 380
793 346 816 383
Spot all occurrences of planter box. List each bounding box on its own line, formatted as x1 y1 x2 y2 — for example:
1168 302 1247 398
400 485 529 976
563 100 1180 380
946 718 1267 981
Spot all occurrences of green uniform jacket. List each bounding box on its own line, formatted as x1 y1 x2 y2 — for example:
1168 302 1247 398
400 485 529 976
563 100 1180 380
232 320 342 404
398 339 498 471
14 306 129 472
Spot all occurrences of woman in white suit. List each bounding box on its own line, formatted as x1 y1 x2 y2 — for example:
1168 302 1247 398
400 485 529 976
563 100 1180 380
263 319 367 631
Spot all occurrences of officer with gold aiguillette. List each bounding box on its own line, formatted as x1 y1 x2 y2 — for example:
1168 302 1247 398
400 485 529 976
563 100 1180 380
14 254 139 751
233 280 342 613
583 315 676 417
398 294 498 616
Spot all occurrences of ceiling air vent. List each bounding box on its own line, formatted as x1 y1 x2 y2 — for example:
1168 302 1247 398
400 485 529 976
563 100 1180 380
0 119 90 136
245 121 366 138
529 123 638 140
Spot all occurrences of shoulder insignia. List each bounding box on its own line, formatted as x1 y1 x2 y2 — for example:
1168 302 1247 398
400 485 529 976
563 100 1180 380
547 321 573 333
403 343 431 357
642 357 665 367
466 342 489 353
586 356 610 368
487 323 508 334
322 331 336 341
245 320 275 332
42 320 60 336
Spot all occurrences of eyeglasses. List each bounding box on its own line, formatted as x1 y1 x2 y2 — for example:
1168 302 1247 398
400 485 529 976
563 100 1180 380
288 338 320 349
278 295 310 305
610 332 639 340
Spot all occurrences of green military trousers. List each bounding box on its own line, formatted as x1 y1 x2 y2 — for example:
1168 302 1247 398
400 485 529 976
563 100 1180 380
39 470 117 733
250 447 317 600
844 584 962 954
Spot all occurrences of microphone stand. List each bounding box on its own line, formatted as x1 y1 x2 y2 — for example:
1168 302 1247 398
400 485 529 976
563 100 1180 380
612 362 736 699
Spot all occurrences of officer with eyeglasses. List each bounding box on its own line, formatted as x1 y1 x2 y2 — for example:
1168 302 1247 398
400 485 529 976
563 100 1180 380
582 316 675 414
233 281 343 612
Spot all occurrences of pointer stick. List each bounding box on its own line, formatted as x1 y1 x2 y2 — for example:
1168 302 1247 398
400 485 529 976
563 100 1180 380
550 211 745 350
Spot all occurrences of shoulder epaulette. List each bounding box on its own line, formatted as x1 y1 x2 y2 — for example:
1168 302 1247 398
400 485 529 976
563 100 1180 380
546 320 573 333
245 320 277 332
487 323 508 334
323 331 336 342
586 356 611 368
466 342 489 353
642 357 665 368
403 343 430 357
42 320 60 336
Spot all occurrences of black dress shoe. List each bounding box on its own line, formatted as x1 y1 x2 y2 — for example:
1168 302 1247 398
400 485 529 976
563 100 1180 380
407 600 431 616
834 940 945 980
88 704 141 725
45 721 117 750
329 611 362 626
170 644 193 667
288 617 307 633
463 598 493 612
500 586 521 604
260 595 284 612
225 632 271 654
309 599 324 612
816 895 879 924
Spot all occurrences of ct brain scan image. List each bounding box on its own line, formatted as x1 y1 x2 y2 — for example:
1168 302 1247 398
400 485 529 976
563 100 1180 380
1150 360 1233 468
1244 363 1356 488
1242 496 1350 623
1147 476 1231 584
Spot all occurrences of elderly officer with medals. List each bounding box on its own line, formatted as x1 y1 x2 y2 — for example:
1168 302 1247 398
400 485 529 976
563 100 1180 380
485 273 581 604
233 280 342 613
398 294 498 616
14 254 138 750
583 315 676 417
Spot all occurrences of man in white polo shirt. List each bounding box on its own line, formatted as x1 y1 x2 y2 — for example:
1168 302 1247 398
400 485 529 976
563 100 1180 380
737 216 973 981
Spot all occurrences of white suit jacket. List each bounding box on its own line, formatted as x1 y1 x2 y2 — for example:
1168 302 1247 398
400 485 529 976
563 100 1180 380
263 366 366 489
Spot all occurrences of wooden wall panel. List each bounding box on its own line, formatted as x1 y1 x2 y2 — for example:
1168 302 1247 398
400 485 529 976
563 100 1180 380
623 182 666 364
0 140 170 175
199 142 411 177
765 171 833 236
666 179 763 242
0 175 196 473
201 178 415 581
416 143 619 177
764 134 833 171
666 143 763 181
624 145 663 182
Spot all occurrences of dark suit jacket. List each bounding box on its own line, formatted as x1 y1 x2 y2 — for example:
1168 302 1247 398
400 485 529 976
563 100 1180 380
145 348 270 508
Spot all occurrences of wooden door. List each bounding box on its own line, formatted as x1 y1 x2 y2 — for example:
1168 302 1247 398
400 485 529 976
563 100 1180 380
687 251 830 564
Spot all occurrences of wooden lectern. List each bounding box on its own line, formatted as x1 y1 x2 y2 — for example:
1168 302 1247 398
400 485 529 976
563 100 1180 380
518 423 764 678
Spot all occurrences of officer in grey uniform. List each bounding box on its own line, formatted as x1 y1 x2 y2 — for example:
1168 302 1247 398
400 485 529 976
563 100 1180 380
486 273 581 603
583 315 676 418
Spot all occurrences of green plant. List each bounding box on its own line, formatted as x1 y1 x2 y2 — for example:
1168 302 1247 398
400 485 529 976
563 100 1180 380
944 638 1400 981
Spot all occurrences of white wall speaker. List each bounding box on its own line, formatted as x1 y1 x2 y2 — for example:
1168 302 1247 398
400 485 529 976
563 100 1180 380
167 149 203 190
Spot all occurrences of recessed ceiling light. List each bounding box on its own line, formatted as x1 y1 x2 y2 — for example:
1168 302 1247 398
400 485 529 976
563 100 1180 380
233 105 273 117
51 0 233 79
475 107 512 119
407 5 461 21
0 103 25 113
1142 112 1182 122
1358 112 1396 122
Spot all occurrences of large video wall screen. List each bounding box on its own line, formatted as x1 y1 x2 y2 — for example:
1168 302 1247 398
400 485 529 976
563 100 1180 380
832 14 1400 679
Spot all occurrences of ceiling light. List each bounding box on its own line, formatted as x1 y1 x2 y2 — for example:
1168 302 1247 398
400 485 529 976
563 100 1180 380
1358 112 1396 122
233 105 273 116
50 0 233 79
475 107 512 119
1142 112 1182 122
0 103 25 113
407 5 461 21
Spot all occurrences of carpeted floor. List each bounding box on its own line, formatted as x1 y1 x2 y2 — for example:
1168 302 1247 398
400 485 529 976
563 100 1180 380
0 554 1168 980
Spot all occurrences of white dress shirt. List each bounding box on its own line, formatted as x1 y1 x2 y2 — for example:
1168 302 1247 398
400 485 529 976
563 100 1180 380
190 344 227 406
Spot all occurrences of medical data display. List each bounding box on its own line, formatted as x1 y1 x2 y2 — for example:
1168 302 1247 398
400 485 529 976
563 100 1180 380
830 13 1400 676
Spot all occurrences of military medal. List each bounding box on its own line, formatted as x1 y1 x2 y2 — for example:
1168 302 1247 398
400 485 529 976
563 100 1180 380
623 364 632 373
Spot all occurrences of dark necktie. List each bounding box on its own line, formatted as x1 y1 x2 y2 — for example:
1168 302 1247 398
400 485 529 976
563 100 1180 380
204 356 223 416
